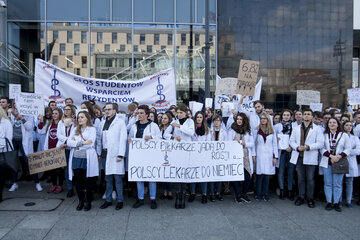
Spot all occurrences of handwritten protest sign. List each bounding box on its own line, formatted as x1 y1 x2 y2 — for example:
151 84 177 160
128 139 244 182
278 134 290 150
347 88 360 105
215 78 237 95
189 101 203 114
296 90 320 105
28 148 67 175
205 98 213 109
310 103 323 112
236 60 259 96
9 84 21 99
15 92 45 118
222 102 234 117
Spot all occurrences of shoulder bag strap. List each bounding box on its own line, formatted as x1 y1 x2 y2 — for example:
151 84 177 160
334 132 344 155
5 138 14 152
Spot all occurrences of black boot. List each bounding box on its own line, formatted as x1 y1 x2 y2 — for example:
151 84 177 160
287 189 294 201
175 192 180 209
279 190 285 200
180 192 185 209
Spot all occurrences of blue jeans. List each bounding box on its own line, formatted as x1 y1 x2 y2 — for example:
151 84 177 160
322 165 344 204
278 151 294 190
345 177 353 204
190 182 207 195
209 182 222 195
64 149 73 190
105 174 124 203
233 170 251 197
137 182 156 199
256 175 270 198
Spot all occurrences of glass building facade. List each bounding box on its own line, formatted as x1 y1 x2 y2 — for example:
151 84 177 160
218 0 353 110
0 0 217 103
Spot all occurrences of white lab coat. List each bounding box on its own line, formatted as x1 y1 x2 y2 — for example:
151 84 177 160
289 124 324 165
172 118 195 142
0 118 13 151
210 127 227 141
96 117 127 175
192 131 212 141
67 126 99 180
255 131 278 175
129 121 161 140
346 134 360 177
319 132 351 169
11 115 34 155
227 129 255 174
56 120 75 147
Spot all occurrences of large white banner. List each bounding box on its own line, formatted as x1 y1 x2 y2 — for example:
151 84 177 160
128 139 244 182
34 59 176 112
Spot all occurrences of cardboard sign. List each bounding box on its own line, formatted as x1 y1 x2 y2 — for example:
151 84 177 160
9 84 21 99
347 88 360 105
15 92 45 118
28 148 67 175
236 59 259 96
296 90 320 105
128 139 244 182
215 78 238 95
310 103 323 112
205 98 213 109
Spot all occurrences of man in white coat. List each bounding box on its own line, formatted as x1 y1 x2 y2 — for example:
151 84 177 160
97 103 127 210
289 109 324 208
128 105 161 209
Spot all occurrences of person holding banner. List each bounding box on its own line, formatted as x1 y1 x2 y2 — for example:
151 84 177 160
320 118 351 212
170 104 195 209
67 111 98 211
9 106 42 192
97 103 127 211
128 105 161 209
43 108 64 194
274 109 295 200
57 105 76 198
189 111 212 204
208 115 227 202
227 113 254 203
0 107 13 202
289 109 324 208
254 113 278 202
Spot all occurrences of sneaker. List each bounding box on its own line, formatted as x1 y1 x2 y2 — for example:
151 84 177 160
115 202 123 210
263 195 270 202
188 194 195 202
209 195 216 202
112 191 117 200
235 196 243 204
240 194 251 203
334 203 342 212
102 193 106 200
346 203 353 208
216 194 224 201
9 183 18 192
150 200 157 209
54 186 63 194
255 195 262 201
132 199 144 208
325 202 333 211
47 185 56 193
35 183 43 192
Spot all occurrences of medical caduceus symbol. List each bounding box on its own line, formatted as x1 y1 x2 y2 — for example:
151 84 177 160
49 70 61 99
155 77 166 104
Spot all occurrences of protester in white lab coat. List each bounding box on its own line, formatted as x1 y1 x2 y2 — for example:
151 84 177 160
254 113 278 202
128 105 161 209
290 109 324 208
227 112 254 203
67 111 98 211
97 103 127 211
342 121 360 208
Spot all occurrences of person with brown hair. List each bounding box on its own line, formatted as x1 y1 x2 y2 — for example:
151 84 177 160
67 111 98 211
254 113 278 202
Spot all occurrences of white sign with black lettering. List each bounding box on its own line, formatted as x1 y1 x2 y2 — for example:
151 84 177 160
128 139 244 182
16 92 45 118
9 84 21 99
347 88 360 105
296 90 320 105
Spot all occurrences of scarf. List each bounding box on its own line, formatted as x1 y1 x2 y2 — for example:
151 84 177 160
179 118 187 125
281 120 292 135
258 128 269 143
195 124 206 136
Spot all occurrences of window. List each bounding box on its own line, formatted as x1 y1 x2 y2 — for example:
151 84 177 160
181 33 186 45
74 44 80 56
127 33 131 44
120 44 125 52
161 45 166 51
52 56 58 65
90 44 95 54
140 34 145 45
167 34 172 45
81 31 87 43
53 31 58 41
97 32 103 43
90 68 94 76
74 68 80 75
147 45 152 53
82 56 87 68
60 44 65 55
67 56 73 68
154 34 159 45
133 45 138 52
104 44 110 52
195 34 200 46
40 30 44 40
67 31 73 43
112 32 118 43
